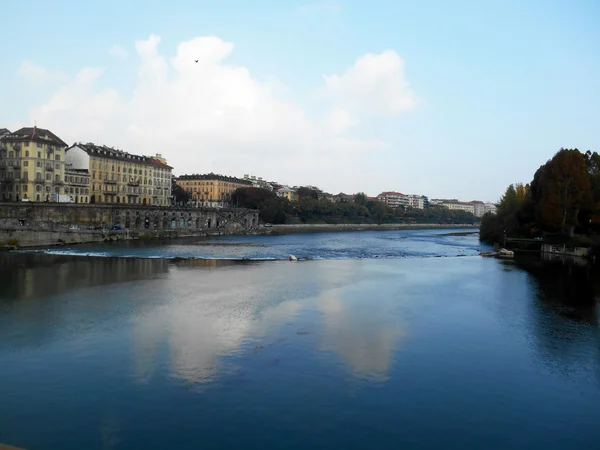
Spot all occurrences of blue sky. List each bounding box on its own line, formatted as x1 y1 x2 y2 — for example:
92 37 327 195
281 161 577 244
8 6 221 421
1 0 599 201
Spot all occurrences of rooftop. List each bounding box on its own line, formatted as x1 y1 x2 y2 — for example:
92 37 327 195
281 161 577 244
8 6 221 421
378 191 405 197
70 142 152 164
2 126 67 147
177 173 252 184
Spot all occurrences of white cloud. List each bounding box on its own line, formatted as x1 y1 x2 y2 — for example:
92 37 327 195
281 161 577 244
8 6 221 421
26 34 416 194
108 45 128 61
17 60 67 86
322 50 416 116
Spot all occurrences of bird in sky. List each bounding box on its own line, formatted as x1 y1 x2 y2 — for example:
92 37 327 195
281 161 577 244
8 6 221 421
194 60 198 63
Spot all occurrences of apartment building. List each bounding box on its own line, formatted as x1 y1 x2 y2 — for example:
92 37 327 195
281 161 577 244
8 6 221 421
468 201 486 218
484 202 497 215
0 126 67 202
243 174 273 190
440 201 475 214
377 191 409 208
177 173 253 207
65 143 172 205
148 154 173 206
64 166 91 203
276 187 298 201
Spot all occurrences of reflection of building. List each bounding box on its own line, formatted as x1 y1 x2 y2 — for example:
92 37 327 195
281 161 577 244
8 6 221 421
0 126 68 202
177 173 253 208
66 143 172 205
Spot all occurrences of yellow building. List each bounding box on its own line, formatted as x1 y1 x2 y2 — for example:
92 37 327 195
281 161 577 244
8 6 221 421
177 173 253 207
66 143 172 205
276 187 298 201
0 126 68 202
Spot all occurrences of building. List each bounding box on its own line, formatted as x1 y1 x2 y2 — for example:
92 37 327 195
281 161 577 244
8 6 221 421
0 126 68 202
64 166 91 203
276 186 298 201
243 175 273 191
148 154 173 206
377 191 409 208
177 173 253 207
484 202 497 215
332 193 354 203
440 201 475 215
469 201 486 218
0 128 10 138
65 143 169 205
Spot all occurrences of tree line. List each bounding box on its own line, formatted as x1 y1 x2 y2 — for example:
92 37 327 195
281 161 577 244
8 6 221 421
231 187 478 225
480 148 600 244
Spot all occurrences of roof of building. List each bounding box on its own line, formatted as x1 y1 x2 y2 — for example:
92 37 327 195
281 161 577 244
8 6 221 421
69 142 153 165
177 173 252 185
378 191 405 197
469 200 484 204
2 126 67 147
0 128 10 136
146 157 173 170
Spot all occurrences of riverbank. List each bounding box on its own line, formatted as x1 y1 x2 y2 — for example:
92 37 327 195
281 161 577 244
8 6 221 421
1 223 479 249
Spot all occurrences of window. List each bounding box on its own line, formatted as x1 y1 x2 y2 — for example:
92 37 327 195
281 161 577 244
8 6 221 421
37 143 42 148
23 185 28 192
55 164 60 169
36 161 42 168
55 155 60 161
46 173 51 181
38 151 41 157
24 142 29 147
24 161 28 167
8 151 14 157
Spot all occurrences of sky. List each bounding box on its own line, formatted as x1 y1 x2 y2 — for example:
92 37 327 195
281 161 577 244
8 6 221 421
0 0 598 202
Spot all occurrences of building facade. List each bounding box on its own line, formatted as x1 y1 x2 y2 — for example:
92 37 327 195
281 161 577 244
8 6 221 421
243 174 273 190
469 201 486 217
276 187 298 201
64 167 91 203
177 173 253 207
377 191 409 208
484 202 497 215
440 201 475 214
148 154 173 206
0 126 67 202
65 143 172 206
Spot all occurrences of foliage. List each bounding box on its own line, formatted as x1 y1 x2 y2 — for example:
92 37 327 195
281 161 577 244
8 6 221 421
480 147 599 245
171 178 190 205
232 187 477 225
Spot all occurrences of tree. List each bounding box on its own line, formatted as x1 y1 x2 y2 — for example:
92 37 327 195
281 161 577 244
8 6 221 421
171 179 190 204
373 202 388 224
296 187 319 200
534 149 592 236
354 192 367 205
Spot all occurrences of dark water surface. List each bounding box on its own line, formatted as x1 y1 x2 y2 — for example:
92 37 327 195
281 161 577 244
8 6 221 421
1 231 600 449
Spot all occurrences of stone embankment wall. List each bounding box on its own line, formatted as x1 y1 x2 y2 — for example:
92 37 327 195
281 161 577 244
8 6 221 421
265 223 479 234
0 202 259 248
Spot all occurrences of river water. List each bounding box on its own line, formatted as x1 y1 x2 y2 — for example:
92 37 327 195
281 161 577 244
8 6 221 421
1 229 599 449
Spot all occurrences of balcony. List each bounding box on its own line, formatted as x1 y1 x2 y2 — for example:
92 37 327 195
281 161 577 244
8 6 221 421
54 180 64 185
45 165 54 171
34 179 44 185
104 179 118 184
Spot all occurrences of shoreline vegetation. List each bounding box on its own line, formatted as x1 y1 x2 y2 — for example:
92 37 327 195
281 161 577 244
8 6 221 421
228 188 479 226
479 148 600 257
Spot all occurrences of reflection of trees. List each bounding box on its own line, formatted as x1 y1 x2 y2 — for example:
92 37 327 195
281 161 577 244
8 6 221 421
513 258 600 384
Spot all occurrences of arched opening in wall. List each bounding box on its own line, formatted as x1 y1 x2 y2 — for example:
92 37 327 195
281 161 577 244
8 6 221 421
207 218 211 229
36 194 40 202
45 194 50 202
143 198 147 205
116 197 120 204
216 220 220 228
23 194 28 200
153 217 159 229
135 216 141 228
144 217 150 229
90 195 96 204
85 197 88 203
75 196 79 204
125 213 131 229
196 218 200 228
163 218 169 229
244 218 247 227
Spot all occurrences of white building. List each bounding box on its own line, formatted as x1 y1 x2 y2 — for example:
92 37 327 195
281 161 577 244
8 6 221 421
377 191 409 208
469 201 486 218
243 174 273 191
484 202 497 215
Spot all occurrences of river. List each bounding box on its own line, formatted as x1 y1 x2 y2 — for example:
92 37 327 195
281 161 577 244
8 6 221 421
1 229 599 449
